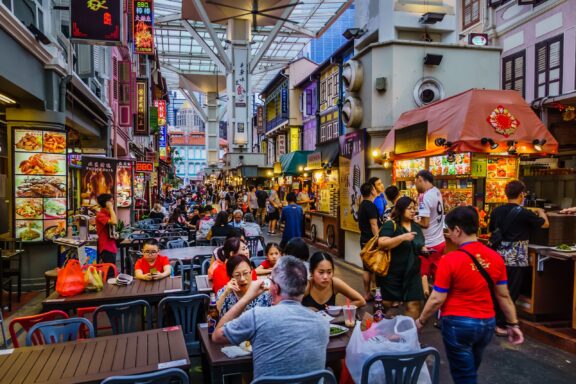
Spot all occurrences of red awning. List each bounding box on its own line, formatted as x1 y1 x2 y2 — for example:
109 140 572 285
381 89 559 159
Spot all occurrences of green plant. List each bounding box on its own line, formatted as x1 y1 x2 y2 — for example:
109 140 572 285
116 220 125 233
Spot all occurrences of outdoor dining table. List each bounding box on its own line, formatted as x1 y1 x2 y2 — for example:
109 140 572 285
42 276 183 312
195 275 213 293
160 246 217 261
198 323 350 384
0 326 190 384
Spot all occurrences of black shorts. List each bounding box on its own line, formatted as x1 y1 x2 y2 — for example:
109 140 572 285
268 210 279 221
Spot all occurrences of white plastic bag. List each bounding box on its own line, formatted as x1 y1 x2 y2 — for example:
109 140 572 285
345 316 431 384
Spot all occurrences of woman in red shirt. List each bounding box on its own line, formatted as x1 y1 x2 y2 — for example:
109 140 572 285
416 206 523 384
134 239 171 281
211 237 254 293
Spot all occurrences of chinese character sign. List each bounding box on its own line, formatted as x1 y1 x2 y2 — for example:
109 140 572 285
159 126 167 160
134 0 154 55
81 156 118 207
135 79 149 135
234 48 247 107
339 129 366 233
71 0 121 44
154 100 166 126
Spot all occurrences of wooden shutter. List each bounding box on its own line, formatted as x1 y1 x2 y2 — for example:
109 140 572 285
463 0 480 29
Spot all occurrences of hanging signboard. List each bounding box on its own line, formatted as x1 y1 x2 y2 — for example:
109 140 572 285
290 127 300 152
339 129 366 233
80 157 117 207
133 0 154 54
116 161 133 208
135 79 149 135
13 127 67 243
154 100 167 126
281 86 288 118
276 134 286 159
158 126 167 160
256 105 264 134
136 161 154 173
71 0 122 45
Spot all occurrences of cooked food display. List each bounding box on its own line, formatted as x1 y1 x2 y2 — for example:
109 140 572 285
44 221 66 241
486 157 517 180
43 132 66 153
82 170 115 206
18 153 61 175
44 199 66 218
15 198 43 219
116 166 132 207
485 179 508 203
16 176 66 198
16 221 42 242
15 133 42 151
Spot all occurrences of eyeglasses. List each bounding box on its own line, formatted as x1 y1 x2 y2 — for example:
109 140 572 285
143 250 159 255
232 270 251 279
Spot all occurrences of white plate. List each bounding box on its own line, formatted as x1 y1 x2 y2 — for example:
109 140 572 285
329 324 349 337
317 311 335 322
553 246 576 253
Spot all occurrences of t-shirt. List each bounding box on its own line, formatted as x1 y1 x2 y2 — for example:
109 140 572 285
297 192 310 212
223 300 329 379
269 190 281 210
280 204 303 241
134 255 170 275
248 192 259 209
373 193 387 219
96 208 117 254
434 241 507 319
488 203 545 242
256 190 268 208
189 215 200 227
197 217 215 241
418 187 445 247
260 260 272 269
358 200 379 246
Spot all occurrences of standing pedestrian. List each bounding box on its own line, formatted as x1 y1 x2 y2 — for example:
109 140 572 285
95 194 118 274
248 186 259 217
368 177 387 221
297 185 311 213
255 185 268 226
357 182 381 301
417 206 524 384
489 180 549 336
267 185 282 235
225 185 238 213
279 192 304 249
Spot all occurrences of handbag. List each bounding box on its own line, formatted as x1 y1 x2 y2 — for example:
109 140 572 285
56 259 86 297
460 248 503 319
488 206 522 250
360 221 396 276
108 223 120 240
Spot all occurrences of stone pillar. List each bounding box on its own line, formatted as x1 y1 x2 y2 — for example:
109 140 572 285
206 92 219 166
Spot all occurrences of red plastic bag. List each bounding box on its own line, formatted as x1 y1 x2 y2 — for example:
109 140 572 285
56 259 86 297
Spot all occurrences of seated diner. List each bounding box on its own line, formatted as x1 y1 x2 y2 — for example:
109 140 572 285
134 239 171 281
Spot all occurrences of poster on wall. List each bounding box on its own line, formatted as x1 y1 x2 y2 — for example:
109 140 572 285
13 128 67 242
116 161 133 208
81 157 117 207
339 130 365 233
133 0 154 54
71 0 122 45
234 48 248 107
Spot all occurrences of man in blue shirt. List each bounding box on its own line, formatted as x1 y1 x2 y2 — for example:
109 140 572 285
279 192 304 249
369 177 387 220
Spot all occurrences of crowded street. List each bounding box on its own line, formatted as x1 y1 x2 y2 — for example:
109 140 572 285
1 1 576 383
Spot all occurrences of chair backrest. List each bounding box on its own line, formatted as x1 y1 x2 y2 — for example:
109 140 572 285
81 263 118 279
250 256 267 269
93 300 152 336
246 236 265 257
167 239 187 249
210 236 227 246
169 259 184 276
158 294 209 340
101 368 189 384
9 310 69 348
201 258 211 275
25 318 94 346
360 347 440 384
251 369 337 384
128 232 150 240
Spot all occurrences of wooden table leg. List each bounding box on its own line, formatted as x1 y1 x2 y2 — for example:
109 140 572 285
573 260 576 330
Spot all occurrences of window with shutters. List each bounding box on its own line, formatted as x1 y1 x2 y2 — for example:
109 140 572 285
462 0 480 30
535 35 562 98
327 77 332 101
305 89 313 116
502 51 525 97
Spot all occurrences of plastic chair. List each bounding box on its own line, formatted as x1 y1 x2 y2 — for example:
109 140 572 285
0 312 7 349
210 236 227 246
250 256 267 269
167 239 188 249
360 347 440 384
246 236 265 257
93 300 152 336
25 318 94 346
157 294 209 356
251 369 337 384
101 368 189 384
127 232 150 240
201 258 211 275
9 310 69 348
169 259 194 292
81 263 118 280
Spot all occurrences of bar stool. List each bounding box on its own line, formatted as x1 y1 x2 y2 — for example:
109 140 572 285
44 269 58 297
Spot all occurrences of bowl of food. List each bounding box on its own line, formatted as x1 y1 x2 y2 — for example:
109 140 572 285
326 305 342 316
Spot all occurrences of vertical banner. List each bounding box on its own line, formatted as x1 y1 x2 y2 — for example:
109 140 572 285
81 157 117 207
158 126 167 160
116 161 133 208
339 129 365 233
281 86 288 118
71 0 122 44
290 127 300 152
135 79 149 135
234 53 247 107
154 100 167 126
256 105 264 134
133 0 154 55
276 134 286 159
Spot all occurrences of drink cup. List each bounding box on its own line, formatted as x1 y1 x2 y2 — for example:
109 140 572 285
343 305 357 327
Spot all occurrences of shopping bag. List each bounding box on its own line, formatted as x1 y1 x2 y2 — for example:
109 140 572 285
56 259 86 297
345 316 431 384
84 266 104 292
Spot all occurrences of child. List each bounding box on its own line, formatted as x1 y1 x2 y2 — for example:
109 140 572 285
134 239 171 281
256 242 281 275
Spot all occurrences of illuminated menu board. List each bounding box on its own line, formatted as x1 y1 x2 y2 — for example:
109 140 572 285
116 161 133 208
429 153 471 176
71 0 122 44
394 158 425 179
485 156 518 203
134 0 154 54
13 128 67 242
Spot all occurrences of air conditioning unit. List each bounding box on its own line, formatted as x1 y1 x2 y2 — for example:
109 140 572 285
342 96 363 128
342 60 363 92
413 77 444 107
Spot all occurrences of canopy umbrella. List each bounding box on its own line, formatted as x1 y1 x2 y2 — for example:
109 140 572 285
381 89 559 159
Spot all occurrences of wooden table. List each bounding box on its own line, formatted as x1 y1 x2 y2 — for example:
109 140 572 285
195 275 213 293
0 327 190 384
161 246 216 261
198 323 349 384
42 276 183 312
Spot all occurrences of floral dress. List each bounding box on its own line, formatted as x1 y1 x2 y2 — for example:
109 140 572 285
216 287 272 315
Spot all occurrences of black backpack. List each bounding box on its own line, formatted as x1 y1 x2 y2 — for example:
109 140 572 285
488 206 522 250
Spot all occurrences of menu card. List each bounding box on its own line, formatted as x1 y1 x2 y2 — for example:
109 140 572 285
394 158 425 179
429 153 471 176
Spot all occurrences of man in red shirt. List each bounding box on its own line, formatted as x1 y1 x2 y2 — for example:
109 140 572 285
96 194 118 271
416 206 523 384
134 239 171 281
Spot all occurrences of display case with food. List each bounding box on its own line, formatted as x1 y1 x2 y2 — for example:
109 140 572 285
12 128 67 242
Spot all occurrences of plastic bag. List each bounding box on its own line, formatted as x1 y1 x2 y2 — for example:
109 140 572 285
345 316 431 384
56 259 86 297
84 266 104 292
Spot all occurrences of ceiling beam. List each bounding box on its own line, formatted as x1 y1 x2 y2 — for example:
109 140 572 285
159 52 292 64
181 20 226 73
191 0 232 71
179 77 209 122
155 13 182 24
282 22 316 38
156 23 311 39
251 63 287 75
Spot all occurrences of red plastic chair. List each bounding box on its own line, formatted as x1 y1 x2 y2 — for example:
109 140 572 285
81 263 118 280
9 310 69 348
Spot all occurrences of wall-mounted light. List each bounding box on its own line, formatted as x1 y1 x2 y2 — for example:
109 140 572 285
507 141 517 154
434 138 453 148
419 12 446 24
532 139 547 152
298 165 304 172
423 54 443 66
0 92 16 104
267 170 273 176
342 28 366 40
372 149 381 158
481 137 499 150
